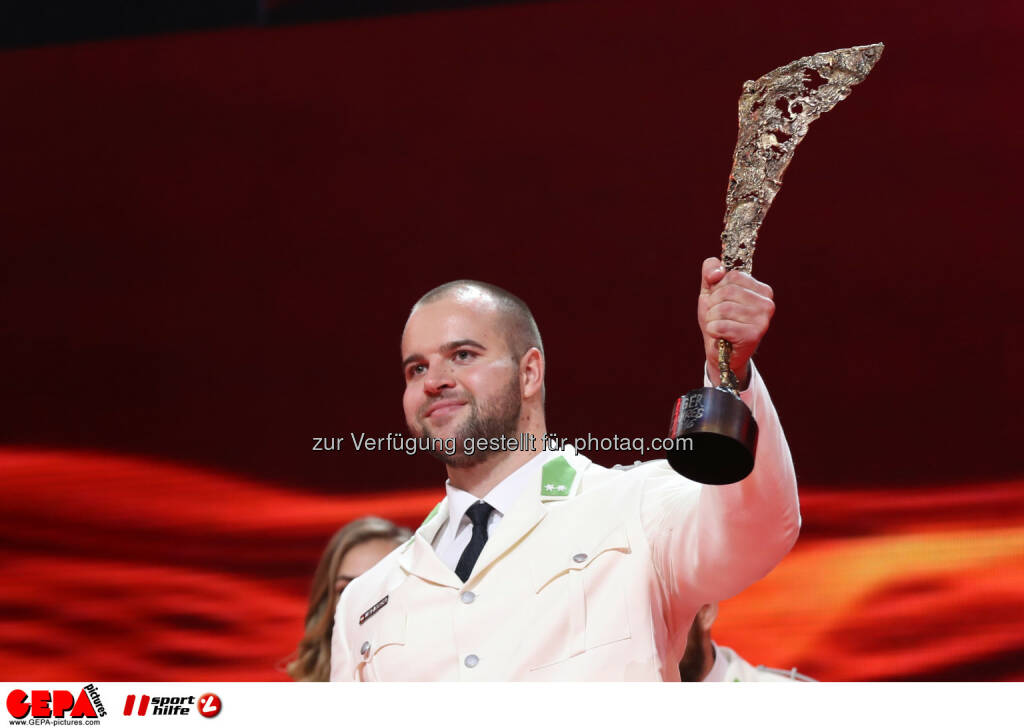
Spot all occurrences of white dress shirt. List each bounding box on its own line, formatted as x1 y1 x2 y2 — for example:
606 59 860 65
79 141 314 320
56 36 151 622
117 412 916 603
432 449 554 573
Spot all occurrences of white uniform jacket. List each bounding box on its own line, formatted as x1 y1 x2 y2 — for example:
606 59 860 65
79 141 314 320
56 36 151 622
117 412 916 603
703 644 816 682
331 365 800 681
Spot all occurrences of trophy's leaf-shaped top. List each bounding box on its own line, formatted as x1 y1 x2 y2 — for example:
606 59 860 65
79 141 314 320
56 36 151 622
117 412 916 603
722 43 884 273
670 44 884 485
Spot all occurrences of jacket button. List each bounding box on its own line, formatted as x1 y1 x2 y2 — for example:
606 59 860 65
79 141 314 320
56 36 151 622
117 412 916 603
461 591 476 604
360 641 371 657
464 654 479 668
572 553 588 563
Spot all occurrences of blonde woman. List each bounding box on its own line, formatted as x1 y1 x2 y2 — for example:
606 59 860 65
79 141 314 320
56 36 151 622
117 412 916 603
287 517 411 681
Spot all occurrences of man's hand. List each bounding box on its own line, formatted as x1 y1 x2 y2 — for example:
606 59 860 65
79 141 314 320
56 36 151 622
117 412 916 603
698 257 775 389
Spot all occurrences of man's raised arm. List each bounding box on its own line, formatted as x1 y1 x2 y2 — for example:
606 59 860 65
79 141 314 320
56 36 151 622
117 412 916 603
641 256 800 607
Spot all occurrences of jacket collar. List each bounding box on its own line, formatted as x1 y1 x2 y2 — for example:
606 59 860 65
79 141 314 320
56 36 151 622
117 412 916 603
440 449 549 546
397 446 593 589
467 446 591 586
397 498 462 589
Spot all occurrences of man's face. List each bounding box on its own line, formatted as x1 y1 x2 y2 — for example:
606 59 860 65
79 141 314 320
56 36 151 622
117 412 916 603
401 294 522 466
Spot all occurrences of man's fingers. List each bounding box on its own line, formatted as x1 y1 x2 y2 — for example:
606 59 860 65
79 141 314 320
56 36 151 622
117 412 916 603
704 283 775 313
701 257 726 293
706 300 748 324
704 302 774 330
720 269 773 299
701 287 775 337
705 319 761 344
698 259 774 376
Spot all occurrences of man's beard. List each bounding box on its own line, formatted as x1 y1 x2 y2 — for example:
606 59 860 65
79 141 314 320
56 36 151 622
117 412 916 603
414 372 522 468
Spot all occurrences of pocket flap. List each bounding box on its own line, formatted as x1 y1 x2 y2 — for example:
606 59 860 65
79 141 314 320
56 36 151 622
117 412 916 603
535 525 631 593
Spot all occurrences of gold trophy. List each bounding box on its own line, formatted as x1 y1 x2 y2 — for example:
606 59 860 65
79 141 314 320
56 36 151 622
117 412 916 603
667 43 884 485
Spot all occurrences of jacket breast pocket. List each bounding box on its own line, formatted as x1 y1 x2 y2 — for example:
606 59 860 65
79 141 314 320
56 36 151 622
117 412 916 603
354 601 407 682
528 526 632 672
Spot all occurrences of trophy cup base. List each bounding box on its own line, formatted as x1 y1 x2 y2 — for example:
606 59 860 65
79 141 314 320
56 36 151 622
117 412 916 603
667 386 758 485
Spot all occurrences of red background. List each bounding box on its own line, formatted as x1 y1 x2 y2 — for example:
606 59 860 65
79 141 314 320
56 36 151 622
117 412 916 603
1 0 1022 680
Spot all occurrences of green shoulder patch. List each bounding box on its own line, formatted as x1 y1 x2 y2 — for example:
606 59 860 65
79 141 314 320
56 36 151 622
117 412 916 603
540 456 576 497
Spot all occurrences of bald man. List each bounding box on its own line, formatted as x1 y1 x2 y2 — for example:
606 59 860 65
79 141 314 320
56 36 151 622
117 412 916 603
330 260 800 680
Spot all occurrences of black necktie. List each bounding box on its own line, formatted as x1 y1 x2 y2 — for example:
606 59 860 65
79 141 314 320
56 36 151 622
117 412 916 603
455 501 495 582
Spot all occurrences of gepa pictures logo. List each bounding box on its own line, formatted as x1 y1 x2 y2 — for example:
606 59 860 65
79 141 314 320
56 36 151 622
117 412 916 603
6 684 106 720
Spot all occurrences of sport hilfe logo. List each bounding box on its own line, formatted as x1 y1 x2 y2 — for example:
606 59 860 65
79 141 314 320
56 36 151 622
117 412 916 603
6 685 107 719
124 694 193 716
122 692 221 718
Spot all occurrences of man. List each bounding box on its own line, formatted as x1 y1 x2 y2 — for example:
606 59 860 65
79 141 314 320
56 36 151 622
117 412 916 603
330 258 799 680
678 604 815 682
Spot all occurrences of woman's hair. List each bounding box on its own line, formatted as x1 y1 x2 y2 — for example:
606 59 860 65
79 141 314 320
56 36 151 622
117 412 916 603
286 516 412 681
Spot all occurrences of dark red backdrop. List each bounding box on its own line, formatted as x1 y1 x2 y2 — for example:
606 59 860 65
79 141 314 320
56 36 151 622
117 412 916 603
1 0 1022 681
